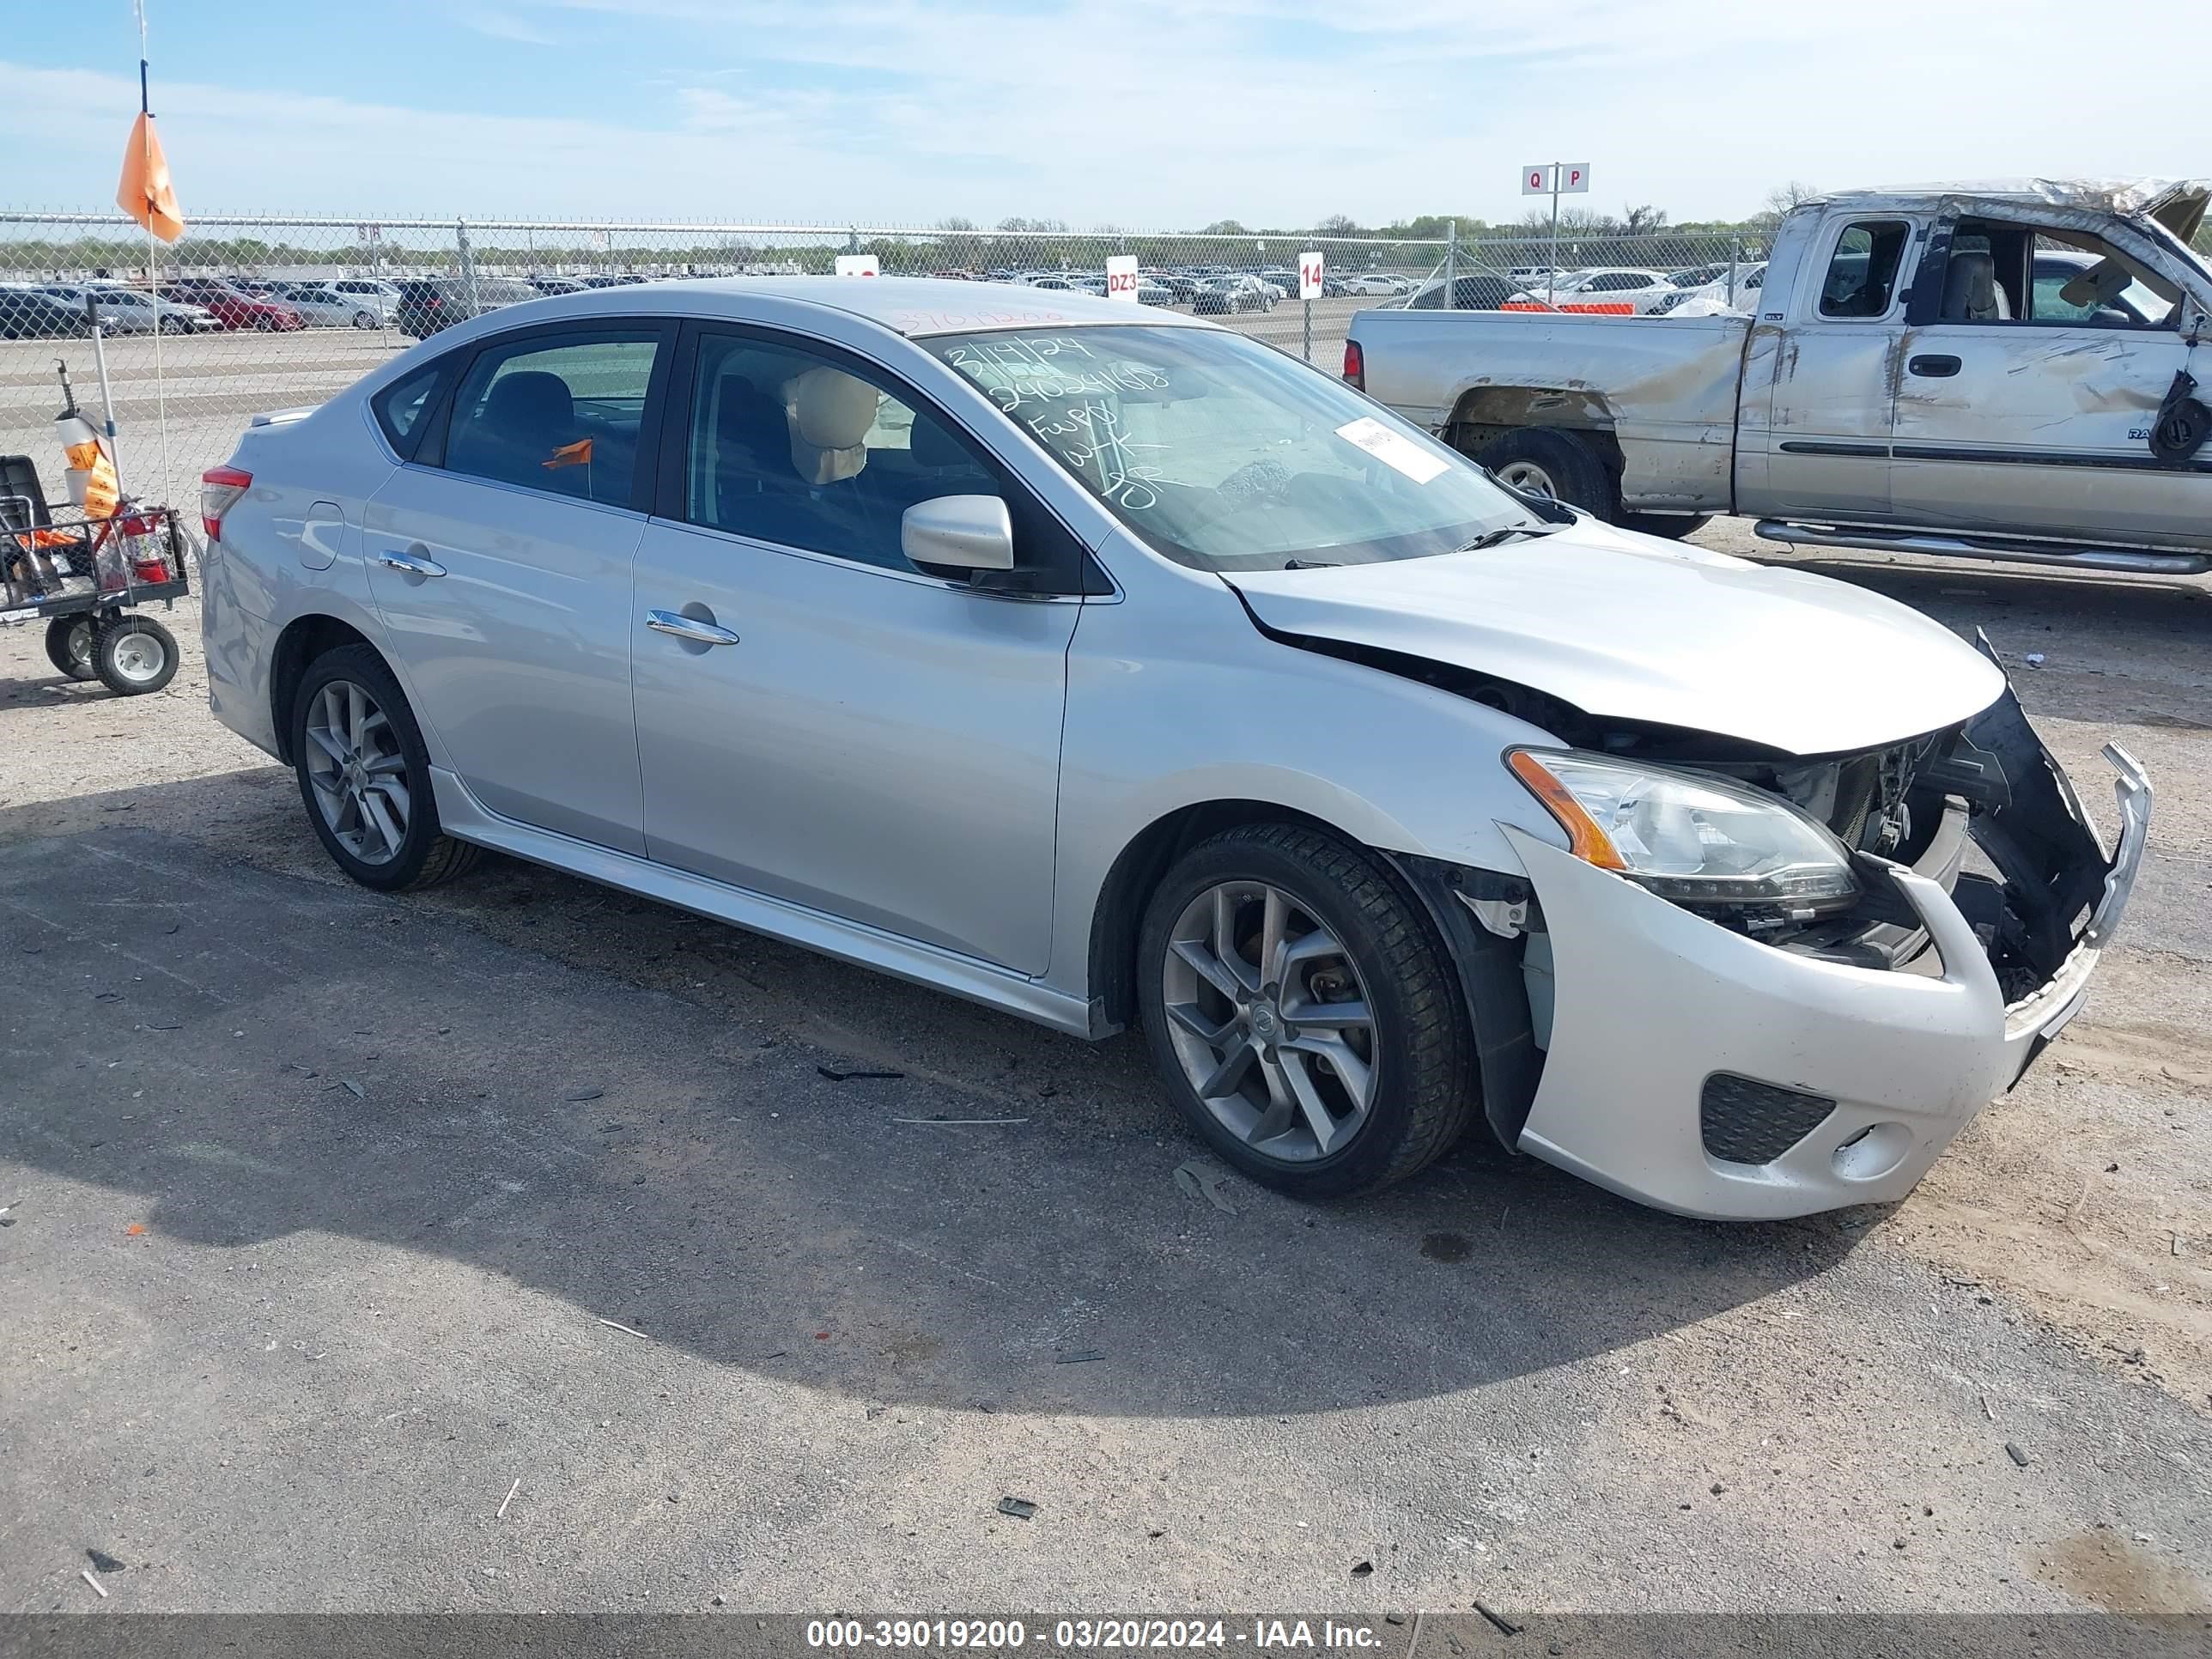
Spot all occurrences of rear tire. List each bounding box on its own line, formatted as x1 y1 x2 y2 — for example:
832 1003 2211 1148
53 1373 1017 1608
45 616 96 681
289 643 482 892
1136 822 1475 1200
92 615 178 695
1475 428 1619 521
352 311 375 329
1620 512 1713 541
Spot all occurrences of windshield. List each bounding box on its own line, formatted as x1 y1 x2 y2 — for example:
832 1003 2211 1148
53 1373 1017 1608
925 325 1533 572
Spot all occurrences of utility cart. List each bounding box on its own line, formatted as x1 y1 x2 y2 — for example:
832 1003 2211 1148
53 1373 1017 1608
2 459 190 696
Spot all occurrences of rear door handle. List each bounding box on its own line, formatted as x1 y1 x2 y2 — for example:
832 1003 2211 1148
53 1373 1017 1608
377 549 447 578
647 608 741 647
1908 354 1962 378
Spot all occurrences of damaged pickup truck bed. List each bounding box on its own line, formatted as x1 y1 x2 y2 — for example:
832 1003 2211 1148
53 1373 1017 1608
1347 179 2211 577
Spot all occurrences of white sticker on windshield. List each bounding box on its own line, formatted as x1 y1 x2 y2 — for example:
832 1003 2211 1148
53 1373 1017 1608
1334 416 1449 484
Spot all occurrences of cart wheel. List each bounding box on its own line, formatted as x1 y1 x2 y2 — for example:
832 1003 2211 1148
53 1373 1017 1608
93 616 179 696
44 616 98 682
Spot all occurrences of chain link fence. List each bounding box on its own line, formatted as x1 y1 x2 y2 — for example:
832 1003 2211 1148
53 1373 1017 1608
2 211 1759 514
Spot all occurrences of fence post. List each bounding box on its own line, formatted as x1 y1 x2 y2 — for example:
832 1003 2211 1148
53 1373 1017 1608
456 217 481 317
1728 235 1741 307
1444 220 1458 310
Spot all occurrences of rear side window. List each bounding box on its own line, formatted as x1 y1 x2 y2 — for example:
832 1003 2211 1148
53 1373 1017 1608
1819 222 1911 319
441 331 660 505
372 362 445 458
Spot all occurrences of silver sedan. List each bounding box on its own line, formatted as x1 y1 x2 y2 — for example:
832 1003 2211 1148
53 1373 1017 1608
198 279 2144 1218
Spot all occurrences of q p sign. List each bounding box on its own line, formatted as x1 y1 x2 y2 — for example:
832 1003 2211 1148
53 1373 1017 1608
834 254 879 277
1105 254 1139 302
1521 163 1593 195
1297 251 1324 301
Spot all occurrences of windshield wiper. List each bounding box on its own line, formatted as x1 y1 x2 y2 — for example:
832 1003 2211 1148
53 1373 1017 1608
1282 557 1340 570
1455 523 1565 553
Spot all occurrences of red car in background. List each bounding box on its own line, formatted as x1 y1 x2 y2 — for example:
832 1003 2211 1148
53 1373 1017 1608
161 277 305 331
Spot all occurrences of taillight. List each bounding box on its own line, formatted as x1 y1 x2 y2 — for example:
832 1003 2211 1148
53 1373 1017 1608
201 465 252 541
1342 338 1364 390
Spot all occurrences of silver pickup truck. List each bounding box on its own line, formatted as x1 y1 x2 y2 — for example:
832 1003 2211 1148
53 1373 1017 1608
1346 179 2211 574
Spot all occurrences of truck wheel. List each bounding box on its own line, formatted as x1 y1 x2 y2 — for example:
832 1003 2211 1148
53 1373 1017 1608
1620 512 1713 541
1136 822 1476 1199
44 616 97 681
1476 428 1618 521
92 616 179 695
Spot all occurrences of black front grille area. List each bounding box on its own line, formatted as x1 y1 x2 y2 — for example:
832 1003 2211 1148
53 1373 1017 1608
1699 1073 1838 1165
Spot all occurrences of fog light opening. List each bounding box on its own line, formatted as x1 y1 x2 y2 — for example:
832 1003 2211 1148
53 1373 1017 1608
1832 1121 1911 1182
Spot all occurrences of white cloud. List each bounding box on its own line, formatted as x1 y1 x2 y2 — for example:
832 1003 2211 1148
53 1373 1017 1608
3 3 2199 230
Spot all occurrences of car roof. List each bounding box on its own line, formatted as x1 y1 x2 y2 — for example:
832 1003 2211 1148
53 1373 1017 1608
470 275 1220 338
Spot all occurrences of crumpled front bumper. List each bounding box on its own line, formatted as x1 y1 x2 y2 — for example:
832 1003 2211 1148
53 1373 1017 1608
1504 743 2150 1221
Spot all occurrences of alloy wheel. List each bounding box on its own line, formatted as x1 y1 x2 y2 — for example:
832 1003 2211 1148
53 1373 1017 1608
1159 879 1379 1163
303 678 410 866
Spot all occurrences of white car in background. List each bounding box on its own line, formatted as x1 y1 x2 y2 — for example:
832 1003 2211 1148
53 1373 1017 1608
329 277 404 312
277 283 392 329
1653 262 1770 315
88 286 220 333
1506 267 1676 313
1341 273 1412 297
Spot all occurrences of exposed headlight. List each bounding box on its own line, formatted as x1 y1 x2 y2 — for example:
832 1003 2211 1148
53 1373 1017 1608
1507 749 1860 913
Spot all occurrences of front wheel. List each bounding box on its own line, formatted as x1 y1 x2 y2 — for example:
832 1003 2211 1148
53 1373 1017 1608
45 616 97 680
289 644 482 891
352 311 376 329
92 615 178 695
1137 823 1476 1199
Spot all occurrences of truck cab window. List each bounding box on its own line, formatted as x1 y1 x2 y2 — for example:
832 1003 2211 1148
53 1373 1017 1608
1819 222 1911 319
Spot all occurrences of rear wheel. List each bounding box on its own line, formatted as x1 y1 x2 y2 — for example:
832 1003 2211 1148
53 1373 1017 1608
44 616 96 681
92 615 178 695
351 310 375 329
1475 428 1618 520
290 644 481 891
1137 823 1475 1199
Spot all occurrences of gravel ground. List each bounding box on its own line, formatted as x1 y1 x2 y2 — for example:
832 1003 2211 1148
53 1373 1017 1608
2 525 2209 1616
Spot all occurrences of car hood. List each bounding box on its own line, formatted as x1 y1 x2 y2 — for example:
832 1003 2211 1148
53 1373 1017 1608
1224 523 2007 757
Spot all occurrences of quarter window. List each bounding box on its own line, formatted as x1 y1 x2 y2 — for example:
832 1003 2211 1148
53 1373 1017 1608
682 332 1003 574
1819 222 1911 319
441 332 659 505
371 362 444 456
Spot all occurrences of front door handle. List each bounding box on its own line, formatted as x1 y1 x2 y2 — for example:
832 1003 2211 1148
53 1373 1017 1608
647 608 741 647
377 549 447 578
1908 354 1962 379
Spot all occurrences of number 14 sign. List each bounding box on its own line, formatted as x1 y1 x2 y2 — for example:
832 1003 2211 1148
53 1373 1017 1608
1297 251 1323 301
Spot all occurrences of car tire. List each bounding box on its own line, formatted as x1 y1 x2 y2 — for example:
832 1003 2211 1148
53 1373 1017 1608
91 615 179 696
44 616 97 680
1620 512 1713 541
253 314 276 331
352 311 375 329
1474 428 1619 521
289 643 482 893
1136 821 1476 1200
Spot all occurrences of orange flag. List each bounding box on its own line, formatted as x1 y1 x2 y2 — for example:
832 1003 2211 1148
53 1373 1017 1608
543 438 594 470
116 110 185 243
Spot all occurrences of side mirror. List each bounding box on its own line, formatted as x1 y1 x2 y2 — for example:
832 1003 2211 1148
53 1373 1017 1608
902 494 1014 574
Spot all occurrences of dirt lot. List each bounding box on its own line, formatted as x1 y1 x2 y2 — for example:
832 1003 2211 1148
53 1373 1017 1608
2 525 2209 1614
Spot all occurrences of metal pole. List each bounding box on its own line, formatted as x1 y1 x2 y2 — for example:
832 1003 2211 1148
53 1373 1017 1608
456 216 481 317
87 304 125 500
1728 235 1741 307
1303 294 1312 362
1547 166 1560 305
1444 220 1457 310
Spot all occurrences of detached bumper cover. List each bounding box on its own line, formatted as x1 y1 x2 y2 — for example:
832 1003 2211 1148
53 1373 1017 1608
1505 742 2149 1221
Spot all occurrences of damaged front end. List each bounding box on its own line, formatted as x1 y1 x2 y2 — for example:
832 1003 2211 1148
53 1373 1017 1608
1397 641 2150 1219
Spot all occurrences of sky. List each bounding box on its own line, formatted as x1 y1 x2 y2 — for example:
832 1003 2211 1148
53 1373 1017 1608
0 1 2199 231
